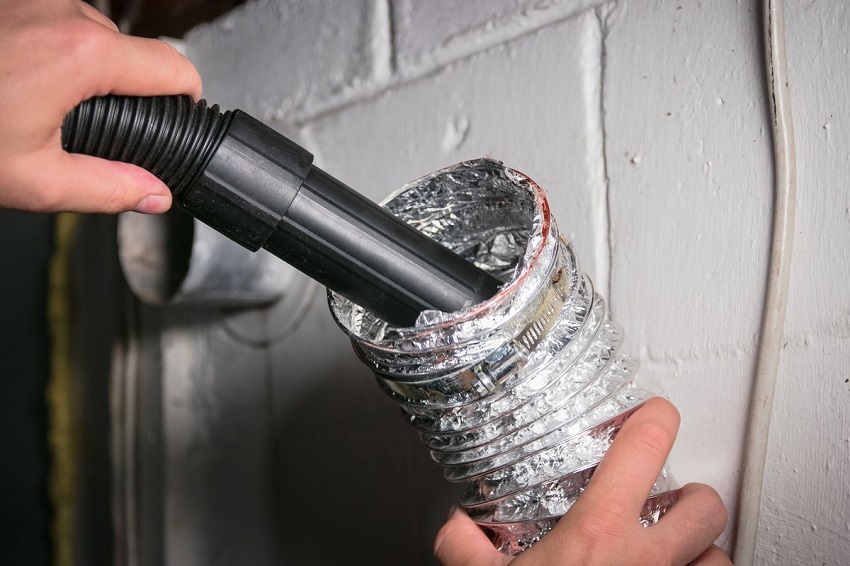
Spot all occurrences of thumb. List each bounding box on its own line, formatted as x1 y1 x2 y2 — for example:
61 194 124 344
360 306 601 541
36 152 173 214
434 507 511 566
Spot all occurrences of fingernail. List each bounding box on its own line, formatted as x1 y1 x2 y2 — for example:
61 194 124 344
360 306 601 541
133 195 171 214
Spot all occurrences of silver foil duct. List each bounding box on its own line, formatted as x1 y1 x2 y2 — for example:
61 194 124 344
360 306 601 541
329 159 679 554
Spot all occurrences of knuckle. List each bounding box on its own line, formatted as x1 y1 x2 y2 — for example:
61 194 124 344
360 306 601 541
155 40 188 71
686 484 728 533
624 399 680 458
637 545 675 566
32 185 64 211
432 520 467 566
97 183 130 213
55 18 113 63
571 507 630 548
567 513 646 565
704 545 733 565
158 41 202 92
630 417 676 460
77 22 112 57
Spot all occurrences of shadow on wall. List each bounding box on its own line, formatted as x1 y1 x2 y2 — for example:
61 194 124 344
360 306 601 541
271 359 462 566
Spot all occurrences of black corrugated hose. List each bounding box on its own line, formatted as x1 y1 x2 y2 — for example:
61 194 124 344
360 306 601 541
61 96 501 326
62 95 231 200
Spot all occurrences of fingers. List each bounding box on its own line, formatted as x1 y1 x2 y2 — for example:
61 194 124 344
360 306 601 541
690 544 733 566
28 151 172 213
429 400 729 566
112 35 202 99
57 153 172 213
85 33 202 100
649 484 728 565
42 8 202 102
574 398 680 520
73 0 197 98
75 0 119 32
433 507 511 566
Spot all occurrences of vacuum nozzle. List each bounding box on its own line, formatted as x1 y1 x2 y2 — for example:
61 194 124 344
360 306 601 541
62 95 502 326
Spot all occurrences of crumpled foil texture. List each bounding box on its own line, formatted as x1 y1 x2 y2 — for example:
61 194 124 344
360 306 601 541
329 159 678 554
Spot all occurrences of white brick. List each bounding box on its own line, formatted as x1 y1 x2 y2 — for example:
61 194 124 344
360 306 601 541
185 0 385 122
642 353 753 549
602 3 771 555
160 1 850 563
606 2 850 562
760 2 850 563
781 1 850 334
303 10 609 284
761 336 850 565
392 0 608 76
603 0 772 358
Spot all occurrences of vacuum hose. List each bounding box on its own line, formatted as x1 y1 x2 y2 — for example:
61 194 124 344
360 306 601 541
62 96 502 326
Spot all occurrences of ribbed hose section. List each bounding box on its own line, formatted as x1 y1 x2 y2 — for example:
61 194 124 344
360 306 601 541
61 95 232 199
330 160 680 555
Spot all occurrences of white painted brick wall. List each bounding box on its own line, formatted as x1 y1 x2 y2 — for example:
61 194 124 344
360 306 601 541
304 9 608 286
163 1 850 564
760 2 850 563
391 0 607 76
186 0 387 122
601 1 773 546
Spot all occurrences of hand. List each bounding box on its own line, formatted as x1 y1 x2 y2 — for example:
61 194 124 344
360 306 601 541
434 398 731 565
0 0 202 214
